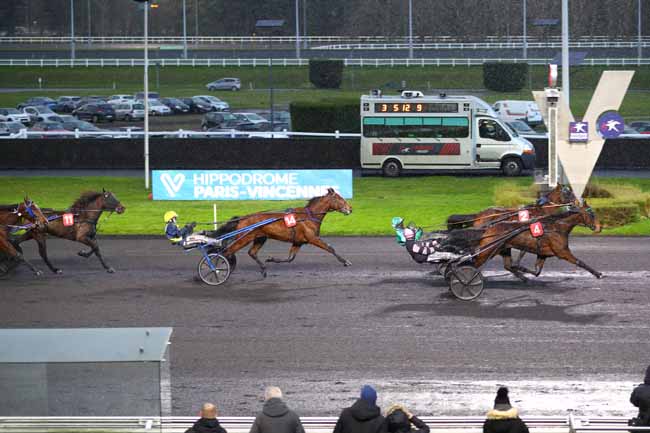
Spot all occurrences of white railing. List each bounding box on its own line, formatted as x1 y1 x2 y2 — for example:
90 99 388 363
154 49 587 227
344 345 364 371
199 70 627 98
315 41 650 50
2 35 650 45
1 58 649 68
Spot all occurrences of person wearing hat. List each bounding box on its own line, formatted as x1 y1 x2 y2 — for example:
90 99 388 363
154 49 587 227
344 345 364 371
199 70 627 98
630 365 650 427
333 385 387 433
483 387 529 433
164 211 195 243
385 404 429 433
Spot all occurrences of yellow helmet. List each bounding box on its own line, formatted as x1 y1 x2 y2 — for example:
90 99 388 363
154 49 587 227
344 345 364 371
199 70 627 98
164 211 178 223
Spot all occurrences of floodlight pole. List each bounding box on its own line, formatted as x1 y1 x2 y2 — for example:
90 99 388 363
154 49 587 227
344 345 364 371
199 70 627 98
295 0 300 59
182 0 188 59
87 0 91 45
270 37 275 131
522 0 527 59
561 0 570 107
639 0 643 62
408 0 413 59
70 0 76 60
144 1 150 190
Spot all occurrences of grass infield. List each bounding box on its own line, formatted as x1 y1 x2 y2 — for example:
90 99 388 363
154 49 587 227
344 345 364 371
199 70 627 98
2 176 649 236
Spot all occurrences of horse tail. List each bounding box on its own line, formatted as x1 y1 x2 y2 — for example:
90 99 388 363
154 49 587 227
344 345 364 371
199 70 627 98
447 214 477 230
210 216 240 238
447 227 486 251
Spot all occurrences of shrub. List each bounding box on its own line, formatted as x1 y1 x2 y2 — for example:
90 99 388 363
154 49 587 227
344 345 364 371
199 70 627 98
583 183 613 198
483 62 529 92
290 99 359 133
590 203 640 227
309 59 344 89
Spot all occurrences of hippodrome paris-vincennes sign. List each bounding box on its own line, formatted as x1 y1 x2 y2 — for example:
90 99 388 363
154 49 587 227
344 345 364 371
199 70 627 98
152 169 353 201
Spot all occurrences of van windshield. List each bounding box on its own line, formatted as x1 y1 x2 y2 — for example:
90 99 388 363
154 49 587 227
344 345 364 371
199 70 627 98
503 122 519 137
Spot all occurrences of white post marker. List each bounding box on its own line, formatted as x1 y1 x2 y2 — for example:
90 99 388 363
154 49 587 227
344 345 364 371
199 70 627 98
213 204 217 231
144 1 150 190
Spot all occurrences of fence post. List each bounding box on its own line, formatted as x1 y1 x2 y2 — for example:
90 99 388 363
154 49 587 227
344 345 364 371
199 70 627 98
335 130 340 138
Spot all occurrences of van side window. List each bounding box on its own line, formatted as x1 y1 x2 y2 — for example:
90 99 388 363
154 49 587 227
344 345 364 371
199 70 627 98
479 119 510 142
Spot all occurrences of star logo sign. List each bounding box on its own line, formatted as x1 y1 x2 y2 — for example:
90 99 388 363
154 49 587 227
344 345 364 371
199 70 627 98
604 120 621 132
572 122 587 133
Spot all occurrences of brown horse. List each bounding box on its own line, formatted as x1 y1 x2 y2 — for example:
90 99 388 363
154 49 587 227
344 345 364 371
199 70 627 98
472 199 603 279
0 197 48 276
12 190 125 274
213 188 352 277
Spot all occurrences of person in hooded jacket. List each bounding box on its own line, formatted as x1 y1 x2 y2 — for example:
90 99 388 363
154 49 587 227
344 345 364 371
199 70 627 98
483 387 529 433
630 365 650 426
385 404 429 433
185 403 227 433
333 385 387 433
249 386 305 433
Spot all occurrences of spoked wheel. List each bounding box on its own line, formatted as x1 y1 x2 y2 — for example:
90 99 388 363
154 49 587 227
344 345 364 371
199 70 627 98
197 253 231 286
448 265 485 301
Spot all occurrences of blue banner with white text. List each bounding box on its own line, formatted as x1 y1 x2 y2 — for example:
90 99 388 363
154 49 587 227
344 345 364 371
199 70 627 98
152 169 353 201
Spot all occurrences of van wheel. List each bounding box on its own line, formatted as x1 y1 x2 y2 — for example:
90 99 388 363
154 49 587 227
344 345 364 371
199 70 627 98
502 157 523 176
382 159 402 177
231 86 238 91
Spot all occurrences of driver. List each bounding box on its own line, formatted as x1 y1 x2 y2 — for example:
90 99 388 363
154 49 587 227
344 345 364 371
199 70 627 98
392 217 469 264
164 211 195 243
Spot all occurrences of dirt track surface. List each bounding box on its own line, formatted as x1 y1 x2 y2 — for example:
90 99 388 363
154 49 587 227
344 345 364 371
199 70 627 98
1 236 649 417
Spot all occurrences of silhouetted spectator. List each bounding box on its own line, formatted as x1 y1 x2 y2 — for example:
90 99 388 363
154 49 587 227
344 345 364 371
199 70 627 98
249 386 305 433
385 404 429 433
185 403 227 433
333 385 387 433
483 387 529 433
630 365 650 426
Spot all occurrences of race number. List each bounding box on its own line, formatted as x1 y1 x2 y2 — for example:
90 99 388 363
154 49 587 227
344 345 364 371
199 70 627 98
529 221 544 237
518 210 530 222
62 213 75 227
283 213 297 228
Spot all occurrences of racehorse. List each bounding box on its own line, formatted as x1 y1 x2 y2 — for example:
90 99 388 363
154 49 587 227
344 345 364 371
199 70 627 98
0 197 48 276
12 190 125 274
446 184 576 230
213 188 352 277
471 199 603 279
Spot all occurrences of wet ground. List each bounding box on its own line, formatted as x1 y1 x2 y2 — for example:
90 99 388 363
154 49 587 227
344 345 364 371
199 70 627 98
1 236 648 417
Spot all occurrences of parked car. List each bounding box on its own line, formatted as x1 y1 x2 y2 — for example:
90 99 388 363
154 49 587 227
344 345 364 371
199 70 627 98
636 125 650 134
17 97 57 110
233 112 270 125
160 98 190 114
0 121 27 135
111 101 145 121
206 77 241 91
61 119 108 137
73 103 116 123
182 97 213 113
108 94 135 104
134 91 160 100
139 99 172 116
201 111 240 130
235 121 272 132
73 96 105 110
629 121 650 130
0 108 31 124
54 96 81 113
493 100 543 126
30 121 69 138
22 106 63 124
193 95 229 111
506 120 543 136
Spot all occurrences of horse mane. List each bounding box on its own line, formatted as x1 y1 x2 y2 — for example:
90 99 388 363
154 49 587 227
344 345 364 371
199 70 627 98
306 193 327 208
70 191 103 210
0 204 19 211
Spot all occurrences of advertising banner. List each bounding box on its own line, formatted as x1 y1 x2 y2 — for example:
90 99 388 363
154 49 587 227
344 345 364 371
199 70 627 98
152 169 353 201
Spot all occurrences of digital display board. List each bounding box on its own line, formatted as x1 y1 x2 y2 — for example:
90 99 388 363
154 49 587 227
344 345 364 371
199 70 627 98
374 102 459 113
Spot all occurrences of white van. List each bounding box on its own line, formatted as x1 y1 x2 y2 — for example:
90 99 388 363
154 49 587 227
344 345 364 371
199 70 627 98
493 100 542 126
111 101 145 121
360 91 536 177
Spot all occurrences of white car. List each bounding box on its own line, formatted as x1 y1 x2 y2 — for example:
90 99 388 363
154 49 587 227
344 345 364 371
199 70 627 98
138 99 172 116
22 106 63 124
0 108 31 124
192 95 229 111
111 101 146 121
233 112 270 125
493 100 543 126
108 94 135 104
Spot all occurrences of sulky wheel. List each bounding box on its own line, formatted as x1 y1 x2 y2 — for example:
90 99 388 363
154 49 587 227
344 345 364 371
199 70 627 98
448 265 485 301
197 253 231 286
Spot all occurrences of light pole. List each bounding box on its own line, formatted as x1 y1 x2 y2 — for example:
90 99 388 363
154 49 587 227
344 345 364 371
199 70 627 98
70 0 75 60
295 0 300 59
182 0 188 58
561 0 569 107
87 0 91 45
302 0 307 49
256 20 285 132
639 0 643 61
144 1 150 189
195 0 199 39
408 0 413 59
522 0 527 59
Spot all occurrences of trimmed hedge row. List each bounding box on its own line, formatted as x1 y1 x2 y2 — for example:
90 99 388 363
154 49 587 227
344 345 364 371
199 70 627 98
483 62 528 92
591 203 640 227
309 59 344 89
290 99 360 133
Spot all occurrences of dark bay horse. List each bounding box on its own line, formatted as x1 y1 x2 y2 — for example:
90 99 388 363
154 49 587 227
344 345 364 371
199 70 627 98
213 188 352 277
0 198 48 276
471 199 603 279
12 190 125 274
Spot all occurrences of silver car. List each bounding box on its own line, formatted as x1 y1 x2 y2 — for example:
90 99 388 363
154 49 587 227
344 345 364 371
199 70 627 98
111 101 146 121
206 78 241 91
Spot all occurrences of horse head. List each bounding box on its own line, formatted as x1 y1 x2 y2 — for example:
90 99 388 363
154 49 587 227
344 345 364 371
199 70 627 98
544 184 576 205
326 188 352 215
100 189 125 214
576 198 601 233
20 196 48 229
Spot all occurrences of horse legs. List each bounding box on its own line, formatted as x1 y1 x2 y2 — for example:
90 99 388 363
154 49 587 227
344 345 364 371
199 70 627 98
77 237 114 273
222 232 266 277
306 237 351 267
0 236 42 276
31 232 62 274
247 237 269 277
513 256 547 277
554 248 603 278
501 249 529 282
266 243 301 264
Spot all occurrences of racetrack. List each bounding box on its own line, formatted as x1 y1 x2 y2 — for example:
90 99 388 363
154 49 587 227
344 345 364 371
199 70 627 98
1 236 649 417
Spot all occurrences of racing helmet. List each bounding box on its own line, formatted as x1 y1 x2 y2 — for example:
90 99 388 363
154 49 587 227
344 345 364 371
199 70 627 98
164 211 178 223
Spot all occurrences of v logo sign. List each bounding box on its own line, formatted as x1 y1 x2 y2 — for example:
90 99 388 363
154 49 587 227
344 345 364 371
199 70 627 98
160 173 186 198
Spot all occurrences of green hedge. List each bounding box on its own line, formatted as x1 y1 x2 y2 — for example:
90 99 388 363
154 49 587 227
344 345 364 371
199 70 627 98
309 59 344 89
290 99 360 133
591 203 640 227
483 62 529 92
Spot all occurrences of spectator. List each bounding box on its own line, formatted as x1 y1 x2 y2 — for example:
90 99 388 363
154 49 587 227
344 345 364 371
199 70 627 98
249 386 305 433
333 385 387 433
185 403 227 433
483 387 529 433
385 404 429 433
630 365 650 426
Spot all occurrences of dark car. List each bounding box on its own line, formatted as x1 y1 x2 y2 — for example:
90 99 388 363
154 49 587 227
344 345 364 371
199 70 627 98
160 98 190 114
73 97 105 110
54 96 82 113
181 97 212 114
0 121 26 134
17 97 57 110
201 111 240 130
73 104 115 123
235 121 272 131
30 121 69 138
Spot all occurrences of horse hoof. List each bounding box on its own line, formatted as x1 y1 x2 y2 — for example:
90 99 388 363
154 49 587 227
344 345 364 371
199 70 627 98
596 272 604 279
77 250 87 257
34 270 43 276
106 267 115 274
54 269 63 275
261 271 267 278
343 260 352 267
265 257 274 263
